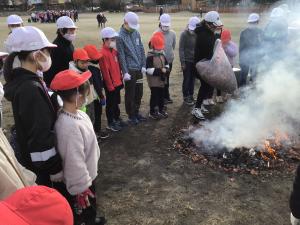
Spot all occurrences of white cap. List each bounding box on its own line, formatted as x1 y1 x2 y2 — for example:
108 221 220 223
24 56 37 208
7 15 23 25
5 26 57 53
270 7 285 19
101 27 119 39
204 11 223 27
188 16 200 31
160 14 171 27
247 13 260 23
56 16 77 29
0 52 8 58
124 12 140 30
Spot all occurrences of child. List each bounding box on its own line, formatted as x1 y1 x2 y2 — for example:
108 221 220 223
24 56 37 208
84 44 109 140
99 27 125 132
50 69 105 225
146 32 169 119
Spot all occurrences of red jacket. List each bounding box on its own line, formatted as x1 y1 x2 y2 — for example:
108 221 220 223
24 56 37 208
99 46 123 92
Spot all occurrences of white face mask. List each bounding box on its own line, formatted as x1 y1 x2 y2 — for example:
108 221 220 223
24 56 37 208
109 41 116 49
63 33 76 42
161 26 170 32
34 51 52 72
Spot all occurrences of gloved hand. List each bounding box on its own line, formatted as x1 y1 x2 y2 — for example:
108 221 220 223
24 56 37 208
141 67 147 76
76 188 95 209
50 171 64 182
100 97 106 106
123 73 131 81
291 213 300 225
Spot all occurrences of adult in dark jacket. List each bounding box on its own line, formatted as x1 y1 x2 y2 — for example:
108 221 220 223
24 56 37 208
290 165 300 225
43 16 77 87
192 11 222 120
239 13 263 87
3 26 63 186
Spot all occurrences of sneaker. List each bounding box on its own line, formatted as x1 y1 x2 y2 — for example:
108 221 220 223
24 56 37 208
99 131 110 139
95 216 107 225
164 98 173 104
216 96 224 103
106 122 122 132
207 98 216 105
184 97 194 106
136 114 147 122
128 117 139 125
201 105 209 114
115 119 128 127
149 112 160 120
158 111 168 119
191 108 205 120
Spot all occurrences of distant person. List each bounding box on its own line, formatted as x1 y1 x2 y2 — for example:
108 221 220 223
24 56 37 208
239 13 263 87
50 69 105 225
199 8 203 18
179 16 200 106
100 27 126 132
192 11 223 120
146 32 169 120
44 16 77 87
6 15 23 33
0 186 73 225
159 7 164 19
97 12 102 27
117 12 147 125
4 26 63 186
158 13 176 104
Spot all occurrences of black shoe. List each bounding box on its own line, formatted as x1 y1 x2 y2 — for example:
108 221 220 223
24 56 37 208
99 131 109 139
184 97 194 106
95 216 107 225
164 98 173 104
136 114 147 122
158 111 168 119
106 122 122 132
128 117 139 125
115 119 128 127
149 112 160 120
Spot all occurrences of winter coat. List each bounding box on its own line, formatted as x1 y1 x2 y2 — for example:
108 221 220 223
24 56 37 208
179 29 197 64
117 26 146 74
156 28 176 64
0 129 36 200
99 46 123 92
146 50 169 88
44 33 74 87
4 68 62 184
239 26 264 66
88 64 104 99
54 110 100 195
223 41 238 66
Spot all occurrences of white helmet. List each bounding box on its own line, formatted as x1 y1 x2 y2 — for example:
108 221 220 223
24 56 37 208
204 11 223 27
270 7 285 19
5 26 57 53
101 27 119 39
7 15 23 25
188 17 201 31
56 16 77 29
124 12 140 30
247 13 260 23
160 14 171 27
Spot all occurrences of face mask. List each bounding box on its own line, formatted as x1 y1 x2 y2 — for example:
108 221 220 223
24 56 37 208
161 26 170 32
63 33 76 42
109 41 116 49
34 51 52 72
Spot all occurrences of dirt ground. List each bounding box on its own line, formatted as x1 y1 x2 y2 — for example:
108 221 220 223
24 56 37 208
0 12 296 225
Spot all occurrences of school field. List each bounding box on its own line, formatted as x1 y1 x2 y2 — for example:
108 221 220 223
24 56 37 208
0 12 294 225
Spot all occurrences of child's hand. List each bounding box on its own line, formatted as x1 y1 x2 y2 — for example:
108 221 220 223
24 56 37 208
76 189 95 209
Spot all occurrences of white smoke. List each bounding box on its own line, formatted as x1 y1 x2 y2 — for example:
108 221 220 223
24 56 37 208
190 3 300 151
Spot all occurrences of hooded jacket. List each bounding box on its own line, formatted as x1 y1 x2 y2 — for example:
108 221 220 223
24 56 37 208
43 33 74 87
0 129 36 200
4 68 62 184
179 29 197 64
156 28 176 64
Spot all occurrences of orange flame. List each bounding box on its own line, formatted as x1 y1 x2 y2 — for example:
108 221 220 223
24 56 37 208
264 140 277 160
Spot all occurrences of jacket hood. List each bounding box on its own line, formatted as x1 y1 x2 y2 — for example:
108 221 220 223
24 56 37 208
0 186 73 225
4 68 40 102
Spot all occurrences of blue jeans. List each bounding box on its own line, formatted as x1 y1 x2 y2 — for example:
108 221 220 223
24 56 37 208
182 61 196 98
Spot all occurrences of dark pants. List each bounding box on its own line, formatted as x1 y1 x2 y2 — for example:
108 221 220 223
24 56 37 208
105 87 121 124
93 100 102 133
195 77 214 108
54 182 97 225
164 63 172 100
150 87 164 113
125 70 143 118
239 64 258 87
182 61 196 98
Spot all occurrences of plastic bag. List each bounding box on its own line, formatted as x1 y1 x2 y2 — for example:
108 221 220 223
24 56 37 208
196 39 237 93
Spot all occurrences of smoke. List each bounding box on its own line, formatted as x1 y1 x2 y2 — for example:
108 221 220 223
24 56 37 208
190 3 300 151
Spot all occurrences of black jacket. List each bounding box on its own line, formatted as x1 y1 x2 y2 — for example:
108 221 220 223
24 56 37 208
194 22 218 64
44 33 74 87
290 164 300 219
88 65 104 99
4 68 62 181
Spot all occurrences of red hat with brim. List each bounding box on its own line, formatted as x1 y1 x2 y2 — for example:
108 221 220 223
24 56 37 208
50 69 92 91
73 48 90 61
150 32 165 50
221 29 231 44
0 203 28 225
83 45 102 61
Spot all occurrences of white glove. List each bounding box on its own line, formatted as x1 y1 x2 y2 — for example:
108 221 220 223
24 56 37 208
123 73 131 81
50 171 64 182
141 67 147 76
291 213 300 225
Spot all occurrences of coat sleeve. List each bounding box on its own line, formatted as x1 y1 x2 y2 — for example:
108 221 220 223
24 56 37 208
179 32 185 64
139 33 146 68
99 56 115 91
172 31 176 50
116 37 129 74
146 56 162 76
17 82 62 175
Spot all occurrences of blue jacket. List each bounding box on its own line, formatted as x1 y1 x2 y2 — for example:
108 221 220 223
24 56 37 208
117 26 146 74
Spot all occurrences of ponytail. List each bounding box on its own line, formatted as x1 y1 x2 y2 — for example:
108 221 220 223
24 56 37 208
3 52 18 83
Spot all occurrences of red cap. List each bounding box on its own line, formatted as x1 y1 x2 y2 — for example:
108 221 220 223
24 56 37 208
0 186 73 225
50 69 92 91
84 45 102 61
150 32 165 50
221 29 231 44
73 48 90 61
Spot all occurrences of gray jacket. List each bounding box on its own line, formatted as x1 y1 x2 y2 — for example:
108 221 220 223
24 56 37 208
117 26 146 74
157 28 176 64
179 29 197 64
